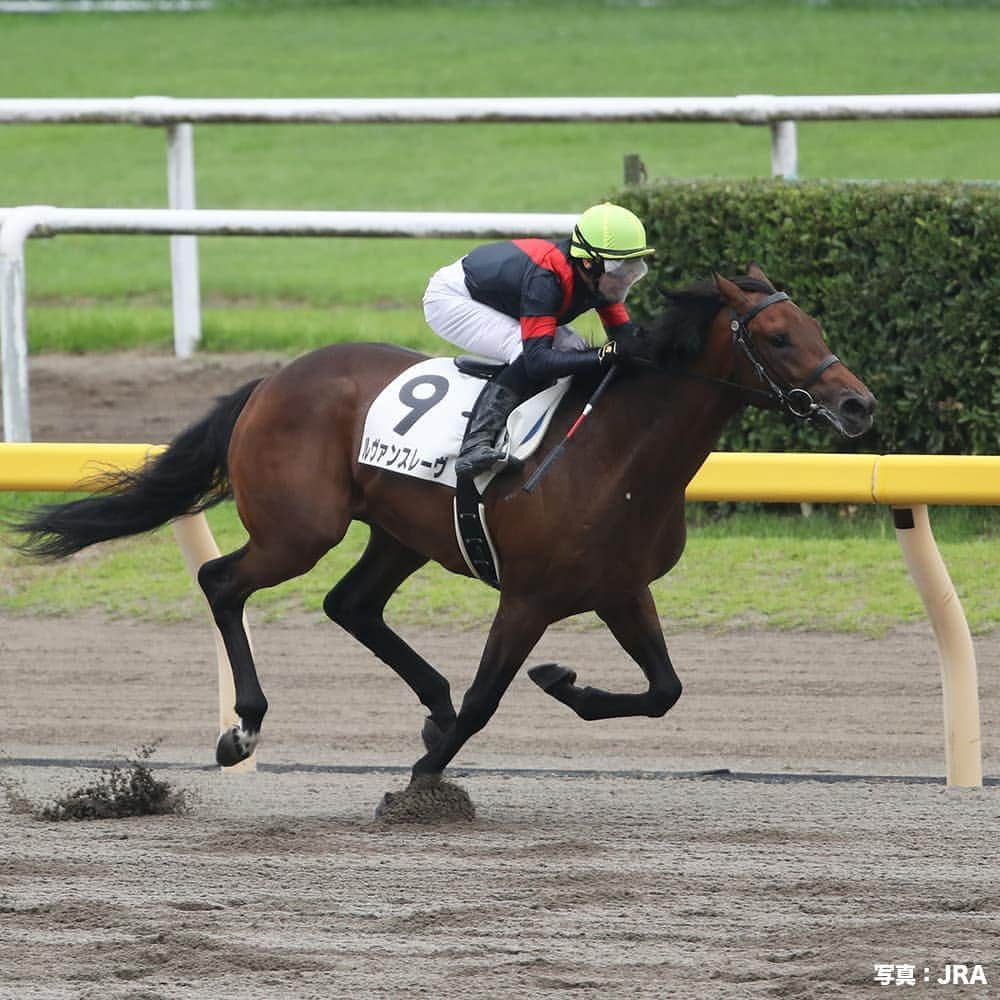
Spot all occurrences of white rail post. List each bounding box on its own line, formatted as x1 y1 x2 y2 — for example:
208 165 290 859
770 120 798 178
892 505 982 787
166 123 202 358
0 236 29 442
0 205 46 442
171 512 256 773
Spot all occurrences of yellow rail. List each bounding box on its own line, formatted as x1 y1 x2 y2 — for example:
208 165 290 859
685 452 1000 505
0 443 165 491
1 444 998 506
0 443 992 787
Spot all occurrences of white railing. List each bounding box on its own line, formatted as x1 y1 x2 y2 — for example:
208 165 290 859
5 93 999 124
0 206 578 442
2 93 997 360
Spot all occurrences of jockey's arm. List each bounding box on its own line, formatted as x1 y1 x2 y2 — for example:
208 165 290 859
520 334 603 381
598 302 641 342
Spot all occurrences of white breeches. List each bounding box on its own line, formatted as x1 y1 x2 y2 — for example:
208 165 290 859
423 258 587 363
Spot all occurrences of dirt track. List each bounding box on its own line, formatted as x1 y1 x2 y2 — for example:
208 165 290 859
1 352 997 999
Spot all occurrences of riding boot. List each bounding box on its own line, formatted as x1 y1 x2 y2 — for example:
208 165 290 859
454 380 524 478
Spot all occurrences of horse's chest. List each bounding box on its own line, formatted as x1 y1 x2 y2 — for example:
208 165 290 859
582 491 686 584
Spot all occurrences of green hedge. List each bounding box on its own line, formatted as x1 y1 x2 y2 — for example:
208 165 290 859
617 180 1000 455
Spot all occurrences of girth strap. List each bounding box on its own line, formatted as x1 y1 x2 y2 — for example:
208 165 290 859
453 477 501 590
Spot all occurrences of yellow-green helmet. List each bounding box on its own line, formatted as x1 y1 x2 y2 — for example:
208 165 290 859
569 202 655 261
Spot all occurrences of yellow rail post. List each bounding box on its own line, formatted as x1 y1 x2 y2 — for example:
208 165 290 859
891 505 982 787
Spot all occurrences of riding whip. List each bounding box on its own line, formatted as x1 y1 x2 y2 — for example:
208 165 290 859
522 365 620 494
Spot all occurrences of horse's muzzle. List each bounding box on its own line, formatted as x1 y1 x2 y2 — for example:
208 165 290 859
827 389 877 438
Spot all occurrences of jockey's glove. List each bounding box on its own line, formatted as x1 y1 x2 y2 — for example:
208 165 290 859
599 328 645 367
598 340 624 366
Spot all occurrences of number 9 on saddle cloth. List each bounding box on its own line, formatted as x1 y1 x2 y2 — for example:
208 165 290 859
358 356 571 588
359 356 570 489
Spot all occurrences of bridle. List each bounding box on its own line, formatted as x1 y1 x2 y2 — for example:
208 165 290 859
728 291 841 419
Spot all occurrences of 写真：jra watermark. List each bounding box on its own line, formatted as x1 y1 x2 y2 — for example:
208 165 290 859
874 964 989 987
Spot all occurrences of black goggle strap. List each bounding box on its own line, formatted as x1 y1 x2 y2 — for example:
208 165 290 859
571 226 649 263
571 226 603 262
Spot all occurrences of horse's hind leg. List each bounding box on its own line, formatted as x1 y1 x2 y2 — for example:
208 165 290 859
199 538 326 765
529 586 683 721
323 526 457 745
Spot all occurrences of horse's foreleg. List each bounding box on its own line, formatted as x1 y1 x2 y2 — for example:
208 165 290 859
323 527 457 743
529 587 682 721
411 599 548 779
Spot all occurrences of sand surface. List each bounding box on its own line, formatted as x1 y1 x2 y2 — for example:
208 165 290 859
1 351 996 999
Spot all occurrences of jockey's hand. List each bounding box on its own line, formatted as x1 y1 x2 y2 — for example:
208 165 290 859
598 340 625 366
598 328 645 367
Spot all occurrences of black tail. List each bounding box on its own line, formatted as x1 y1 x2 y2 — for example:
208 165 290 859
12 379 263 560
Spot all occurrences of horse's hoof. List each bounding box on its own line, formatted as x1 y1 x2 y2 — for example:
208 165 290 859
215 726 256 767
528 662 577 693
374 775 475 825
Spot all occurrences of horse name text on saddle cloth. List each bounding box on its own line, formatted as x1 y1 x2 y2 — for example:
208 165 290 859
359 358 571 490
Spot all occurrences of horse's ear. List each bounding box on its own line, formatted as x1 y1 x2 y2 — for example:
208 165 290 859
714 271 752 311
746 260 774 290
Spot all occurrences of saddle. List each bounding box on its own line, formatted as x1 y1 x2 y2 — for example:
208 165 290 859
453 355 506 380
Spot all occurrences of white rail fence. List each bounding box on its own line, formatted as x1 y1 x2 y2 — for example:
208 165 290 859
0 206 578 442
2 93 997 365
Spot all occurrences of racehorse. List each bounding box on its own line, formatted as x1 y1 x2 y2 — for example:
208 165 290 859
15 264 875 801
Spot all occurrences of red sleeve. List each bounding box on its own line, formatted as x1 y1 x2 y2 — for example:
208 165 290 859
597 303 630 329
521 314 558 341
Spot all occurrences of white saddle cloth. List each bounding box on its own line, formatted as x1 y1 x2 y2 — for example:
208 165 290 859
359 357 571 490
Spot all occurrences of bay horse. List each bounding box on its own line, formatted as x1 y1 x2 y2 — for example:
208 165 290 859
15 264 875 800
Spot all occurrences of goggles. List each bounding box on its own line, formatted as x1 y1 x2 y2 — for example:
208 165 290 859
597 257 649 302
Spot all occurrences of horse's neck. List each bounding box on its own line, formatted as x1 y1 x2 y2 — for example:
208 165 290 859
619 371 741 491
605 327 743 496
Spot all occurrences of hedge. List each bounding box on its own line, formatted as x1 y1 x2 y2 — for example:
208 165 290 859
616 180 1000 456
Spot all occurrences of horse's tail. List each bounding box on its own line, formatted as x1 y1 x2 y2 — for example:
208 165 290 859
12 379 263 560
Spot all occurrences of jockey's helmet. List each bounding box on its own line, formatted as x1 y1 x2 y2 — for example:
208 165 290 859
569 202 655 262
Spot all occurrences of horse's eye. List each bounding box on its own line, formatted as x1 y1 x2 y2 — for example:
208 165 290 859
770 332 791 348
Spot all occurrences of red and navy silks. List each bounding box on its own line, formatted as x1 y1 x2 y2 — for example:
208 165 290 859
461 237 631 343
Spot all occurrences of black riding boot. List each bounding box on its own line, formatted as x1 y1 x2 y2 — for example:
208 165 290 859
454 379 523 478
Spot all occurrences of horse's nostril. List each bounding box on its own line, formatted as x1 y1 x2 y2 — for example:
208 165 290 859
841 394 876 422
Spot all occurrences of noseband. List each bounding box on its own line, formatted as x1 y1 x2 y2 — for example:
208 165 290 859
730 291 841 418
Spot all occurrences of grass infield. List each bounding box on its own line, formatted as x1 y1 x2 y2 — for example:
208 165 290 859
1 1 996 632
1 496 996 635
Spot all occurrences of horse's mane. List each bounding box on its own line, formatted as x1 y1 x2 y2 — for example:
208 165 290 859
643 274 776 368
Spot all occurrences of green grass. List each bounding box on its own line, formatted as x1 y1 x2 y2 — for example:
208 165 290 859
2 497 996 636
1 2 996 636
28 302 447 354
1 1 998 350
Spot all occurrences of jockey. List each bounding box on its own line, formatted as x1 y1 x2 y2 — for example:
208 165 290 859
423 202 655 478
